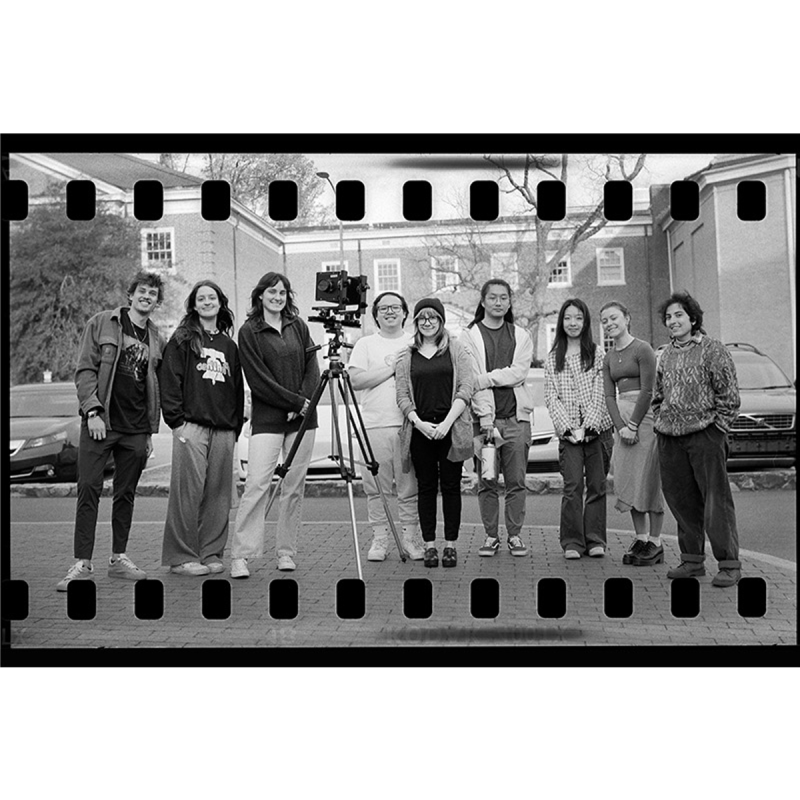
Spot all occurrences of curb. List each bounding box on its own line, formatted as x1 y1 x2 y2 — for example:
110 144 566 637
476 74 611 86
9 469 796 498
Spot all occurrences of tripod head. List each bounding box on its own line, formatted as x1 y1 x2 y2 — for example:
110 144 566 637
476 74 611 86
307 269 369 364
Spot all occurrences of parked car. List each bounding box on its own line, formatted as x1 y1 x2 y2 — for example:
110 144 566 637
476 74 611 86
10 382 112 482
725 342 796 468
236 385 365 482
525 368 560 472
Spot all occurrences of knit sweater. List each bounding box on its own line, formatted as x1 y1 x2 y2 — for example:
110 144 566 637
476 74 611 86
237 315 320 435
652 333 740 436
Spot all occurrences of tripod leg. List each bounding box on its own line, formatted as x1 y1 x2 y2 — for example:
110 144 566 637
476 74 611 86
371 470 408 562
345 481 364 581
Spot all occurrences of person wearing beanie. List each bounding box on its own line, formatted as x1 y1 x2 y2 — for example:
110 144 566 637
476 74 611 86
395 297 475 568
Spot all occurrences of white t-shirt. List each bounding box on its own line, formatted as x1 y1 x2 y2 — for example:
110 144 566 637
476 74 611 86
347 331 413 428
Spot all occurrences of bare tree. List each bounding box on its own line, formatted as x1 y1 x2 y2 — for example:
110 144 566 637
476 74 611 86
481 153 648 358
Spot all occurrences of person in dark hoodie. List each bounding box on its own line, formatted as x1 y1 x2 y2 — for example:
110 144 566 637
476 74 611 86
159 280 244 576
229 273 320 577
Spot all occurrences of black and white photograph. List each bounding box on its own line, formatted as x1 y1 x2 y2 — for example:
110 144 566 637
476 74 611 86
4 141 796 659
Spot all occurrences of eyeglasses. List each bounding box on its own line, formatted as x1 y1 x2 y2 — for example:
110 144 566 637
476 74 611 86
377 305 402 314
418 315 440 325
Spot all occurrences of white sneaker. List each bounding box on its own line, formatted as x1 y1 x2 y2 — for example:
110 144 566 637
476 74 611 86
564 549 581 560
108 553 146 581
169 561 210 576
205 561 225 574
588 546 606 558
368 537 389 561
230 558 250 579
277 555 296 571
401 525 425 560
56 560 93 592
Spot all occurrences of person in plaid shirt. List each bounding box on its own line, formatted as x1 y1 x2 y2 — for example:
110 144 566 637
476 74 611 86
653 291 742 588
545 298 614 559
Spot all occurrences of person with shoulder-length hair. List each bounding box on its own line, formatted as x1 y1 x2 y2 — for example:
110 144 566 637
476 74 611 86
229 272 320 578
396 298 474 568
544 298 613 559
600 300 665 567
653 291 742 588
463 279 534 558
160 280 244 576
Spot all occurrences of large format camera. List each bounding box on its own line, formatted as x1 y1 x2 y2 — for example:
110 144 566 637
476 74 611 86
310 270 369 330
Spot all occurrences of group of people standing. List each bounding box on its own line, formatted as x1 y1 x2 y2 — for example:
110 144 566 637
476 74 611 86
56 268 743 592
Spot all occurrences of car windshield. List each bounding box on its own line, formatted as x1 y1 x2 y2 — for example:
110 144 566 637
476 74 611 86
10 388 78 418
730 350 793 390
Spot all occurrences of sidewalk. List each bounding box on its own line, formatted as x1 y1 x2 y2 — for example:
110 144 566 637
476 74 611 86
6 518 796 650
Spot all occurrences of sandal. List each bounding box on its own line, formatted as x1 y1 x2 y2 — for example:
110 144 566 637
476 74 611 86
423 547 439 568
442 546 457 568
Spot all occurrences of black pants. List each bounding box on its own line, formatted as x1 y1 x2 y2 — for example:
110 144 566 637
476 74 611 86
409 429 463 542
73 424 149 560
657 425 740 568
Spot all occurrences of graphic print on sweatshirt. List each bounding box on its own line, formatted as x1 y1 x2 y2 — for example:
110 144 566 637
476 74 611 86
118 334 149 383
196 346 231 385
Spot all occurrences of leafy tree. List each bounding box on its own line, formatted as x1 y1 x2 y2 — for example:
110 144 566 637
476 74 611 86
9 190 183 384
159 153 330 226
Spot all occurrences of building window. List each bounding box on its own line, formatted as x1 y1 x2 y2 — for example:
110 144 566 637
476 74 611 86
596 247 625 285
545 323 557 354
321 260 349 272
141 228 174 269
374 258 401 293
547 253 572 286
490 252 519 290
431 255 459 292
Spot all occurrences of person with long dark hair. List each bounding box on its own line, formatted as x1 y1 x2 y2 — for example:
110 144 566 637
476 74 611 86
653 291 742 587
464 279 533 558
396 298 474 568
229 272 320 578
544 298 613 559
160 280 244 575
600 301 665 566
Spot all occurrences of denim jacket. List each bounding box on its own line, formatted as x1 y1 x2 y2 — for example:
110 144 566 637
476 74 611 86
74 306 165 433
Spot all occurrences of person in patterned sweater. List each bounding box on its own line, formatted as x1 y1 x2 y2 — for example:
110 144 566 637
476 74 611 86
652 291 742 588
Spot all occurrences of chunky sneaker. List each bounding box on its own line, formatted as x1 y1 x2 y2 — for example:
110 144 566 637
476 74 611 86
442 546 457 568
711 568 741 588
368 537 389 561
622 539 648 565
401 537 425 560
204 561 225 574
479 536 501 557
667 561 706 579
230 558 250 579
277 555 296 571
588 546 606 558
108 554 146 581
423 547 439 568
508 536 528 557
169 561 210 576
564 549 581 560
631 541 664 566
56 560 94 592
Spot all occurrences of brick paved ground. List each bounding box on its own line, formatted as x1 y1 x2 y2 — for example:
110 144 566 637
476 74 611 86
7 518 796 650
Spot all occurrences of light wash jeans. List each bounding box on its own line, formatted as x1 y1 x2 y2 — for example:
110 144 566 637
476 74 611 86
360 426 418 529
230 429 316 560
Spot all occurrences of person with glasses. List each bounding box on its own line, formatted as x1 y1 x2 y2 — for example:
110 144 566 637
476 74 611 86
463 279 534 558
347 292 425 561
395 298 475 568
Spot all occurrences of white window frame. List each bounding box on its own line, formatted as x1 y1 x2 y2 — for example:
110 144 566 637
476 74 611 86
490 251 519 291
545 323 558 354
321 260 349 272
373 258 401 294
546 252 572 287
595 247 626 286
599 323 615 353
430 255 459 292
141 227 174 270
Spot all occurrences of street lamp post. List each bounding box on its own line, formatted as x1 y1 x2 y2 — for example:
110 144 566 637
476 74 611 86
316 171 346 272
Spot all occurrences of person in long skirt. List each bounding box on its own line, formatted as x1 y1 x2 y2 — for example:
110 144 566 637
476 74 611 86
160 280 244 575
395 298 474 568
544 298 614 559
229 272 320 577
600 301 665 566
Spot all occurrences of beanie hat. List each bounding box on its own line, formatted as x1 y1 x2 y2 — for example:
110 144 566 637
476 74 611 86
413 297 446 322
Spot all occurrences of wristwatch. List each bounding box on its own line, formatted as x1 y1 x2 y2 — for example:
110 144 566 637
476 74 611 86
87 409 101 419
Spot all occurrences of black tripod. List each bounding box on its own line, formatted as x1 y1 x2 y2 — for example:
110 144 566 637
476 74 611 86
260 322 407 580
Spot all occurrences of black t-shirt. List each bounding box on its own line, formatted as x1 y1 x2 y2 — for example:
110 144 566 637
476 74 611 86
478 321 517 419
109 308 150 434
410 349 453 422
